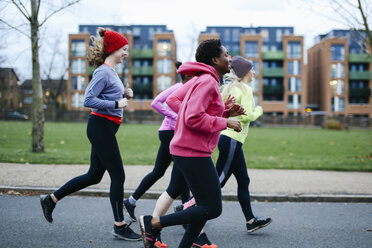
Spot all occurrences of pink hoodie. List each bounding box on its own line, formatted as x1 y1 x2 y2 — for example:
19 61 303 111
151 82 182 131
166 62 228 157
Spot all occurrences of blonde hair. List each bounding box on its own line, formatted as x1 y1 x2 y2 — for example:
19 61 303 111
221 68 250 100
87 27 110 69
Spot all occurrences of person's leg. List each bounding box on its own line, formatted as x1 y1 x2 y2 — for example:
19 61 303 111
131 131 174 202
216 135 238 188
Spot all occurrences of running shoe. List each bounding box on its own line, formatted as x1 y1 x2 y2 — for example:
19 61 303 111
112 222 141 241
139 215 160 248
246 217 272 233
192 232 218 248
40 194 55 223
123 198 137 222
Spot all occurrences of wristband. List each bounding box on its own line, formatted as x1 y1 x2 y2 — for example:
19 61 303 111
115 101 118 108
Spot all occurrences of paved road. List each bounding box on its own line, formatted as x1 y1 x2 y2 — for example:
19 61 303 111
0 195 371 248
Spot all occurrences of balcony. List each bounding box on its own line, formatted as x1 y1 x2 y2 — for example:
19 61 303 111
131 66 154 76
348 53 371 63
349 88 371 98
229 51 241 56
349 71 371 80
263 85 284 95
262 51 285 60
132 49 154 59
262 67 285 77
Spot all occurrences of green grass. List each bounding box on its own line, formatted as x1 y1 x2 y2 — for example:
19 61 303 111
0 121 371 171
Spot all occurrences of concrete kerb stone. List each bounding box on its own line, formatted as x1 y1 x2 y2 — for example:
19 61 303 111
1 185 372 203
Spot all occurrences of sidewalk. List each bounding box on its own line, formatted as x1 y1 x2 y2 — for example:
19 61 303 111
1 163 371 202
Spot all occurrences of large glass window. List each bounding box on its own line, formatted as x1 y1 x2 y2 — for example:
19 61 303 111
260 29 269 42
157 39 171 57
287 41 301 58
244 41 259 58
71 40 86 57
288 94 301 109
252 61 259 75
276 29 282 42
288 77 301 92
287 61 301 75
331 44 345 61
157 59 172 74
224 29 231 42
332 97 345 112
71 76 86 91
232 29 240 42
331 63 345 78
330 80 345 95
157 76 172 91
71 59 86 74
71 92 84 108
251 79 259 92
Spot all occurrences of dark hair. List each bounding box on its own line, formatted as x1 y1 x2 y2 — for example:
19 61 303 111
175 61 186 81
195 39 222 66
87 27 111 68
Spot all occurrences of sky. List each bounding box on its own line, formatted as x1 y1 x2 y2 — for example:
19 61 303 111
0 0 356 80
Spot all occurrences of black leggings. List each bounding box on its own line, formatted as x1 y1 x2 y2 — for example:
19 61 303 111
216 134 254 221
132 131 189 203
161 156 222 248
53 114 125 222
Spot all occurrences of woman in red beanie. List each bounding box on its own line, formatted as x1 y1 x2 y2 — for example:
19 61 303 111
40 27 141 241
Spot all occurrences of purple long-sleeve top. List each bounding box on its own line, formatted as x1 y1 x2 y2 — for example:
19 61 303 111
151 82 183 131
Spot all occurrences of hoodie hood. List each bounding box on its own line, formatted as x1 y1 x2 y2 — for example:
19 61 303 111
177 62 220 84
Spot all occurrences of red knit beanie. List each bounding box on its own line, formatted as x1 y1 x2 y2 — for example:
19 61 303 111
103 29 129 54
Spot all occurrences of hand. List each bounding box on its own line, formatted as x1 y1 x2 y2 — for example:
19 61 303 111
227 119 242 132
227 103 246 117
118 98 128 108
224 94 236 109
124 88 133 99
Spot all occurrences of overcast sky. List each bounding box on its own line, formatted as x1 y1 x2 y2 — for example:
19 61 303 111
0 0 353 80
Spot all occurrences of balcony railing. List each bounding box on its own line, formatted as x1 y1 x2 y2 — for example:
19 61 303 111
349 71 371 80
131 66 154 76
349 88 371 98
262 51 285 60
262 67 285 77
132 49 154 59
348 53 372 63
263 85 284 95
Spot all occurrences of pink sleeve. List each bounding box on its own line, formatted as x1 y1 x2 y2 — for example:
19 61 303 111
151 84 180 119
166 82 191 114
184 81 227 133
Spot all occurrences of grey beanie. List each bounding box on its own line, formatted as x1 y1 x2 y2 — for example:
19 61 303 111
231 56 253 79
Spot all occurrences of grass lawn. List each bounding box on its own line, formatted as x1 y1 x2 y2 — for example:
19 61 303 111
0 121 371 171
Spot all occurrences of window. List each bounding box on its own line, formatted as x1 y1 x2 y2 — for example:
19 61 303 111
332 97 345 112
224 29 231 42
157 39 171 56
288 94 301 109
71 77 85 91
260 29 269 42
251 79 259 92
157 76 172 91
133 27 140 36
276 29 282 42
71 59 85 74
157 59 172 74
71 40 85 57
287 61 301 75
331 44 345 61
133 60 141 67
232 29 240 42
244 41 259 58
287 41 301 58
331 63 345 78
253 95 259 105
288 77 301 92
330 80 345 95
148 27 154 40
71 92 84 108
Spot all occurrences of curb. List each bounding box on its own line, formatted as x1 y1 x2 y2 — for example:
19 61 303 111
1 185 372 203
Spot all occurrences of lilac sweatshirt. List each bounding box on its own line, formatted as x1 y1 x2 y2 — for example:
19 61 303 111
151 82 182 131
84 64 125 117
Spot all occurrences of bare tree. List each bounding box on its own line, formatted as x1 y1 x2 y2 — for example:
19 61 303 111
304 0 371 54
0 0 80 152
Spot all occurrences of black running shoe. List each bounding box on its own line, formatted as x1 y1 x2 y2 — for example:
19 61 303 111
112 222 141 241
123 199 137 222
139 215 160 248
192 232 218 248
40 194 55 223
246 217 272 233
173 204 183 213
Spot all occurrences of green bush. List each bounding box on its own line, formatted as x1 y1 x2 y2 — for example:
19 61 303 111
322 119 344 130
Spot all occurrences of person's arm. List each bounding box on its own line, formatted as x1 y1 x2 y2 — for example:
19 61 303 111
151 84 180 119
238 86 263 123
84 70 117 109
166 80 193 114
184 80 227 133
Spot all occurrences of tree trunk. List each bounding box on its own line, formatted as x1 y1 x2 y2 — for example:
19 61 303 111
31 0 44 152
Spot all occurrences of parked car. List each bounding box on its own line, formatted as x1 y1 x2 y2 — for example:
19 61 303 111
0 112 29 121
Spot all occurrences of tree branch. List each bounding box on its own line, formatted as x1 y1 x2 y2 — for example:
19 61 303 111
16 0 31 18
10 0 31 21
39 0 80 27
0 18 30 38
357 0 372 53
